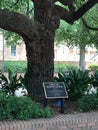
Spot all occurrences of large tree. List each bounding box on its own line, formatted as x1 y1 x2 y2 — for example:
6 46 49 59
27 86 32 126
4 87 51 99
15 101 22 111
0 0 98 99
55 3 98 71
55 19 97 71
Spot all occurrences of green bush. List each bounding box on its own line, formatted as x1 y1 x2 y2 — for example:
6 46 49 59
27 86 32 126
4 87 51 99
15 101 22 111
4 61 79 74
0 69 27 95
4 61 27 73
54 69 93 101
54 63 67 73
77 94 98 112
0 92 53 120
54 63 78 73
91 69 98 89
66 64 79 71
88 64 98 71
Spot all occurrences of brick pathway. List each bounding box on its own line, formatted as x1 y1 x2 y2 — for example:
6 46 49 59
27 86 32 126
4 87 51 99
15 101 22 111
0 111 98 130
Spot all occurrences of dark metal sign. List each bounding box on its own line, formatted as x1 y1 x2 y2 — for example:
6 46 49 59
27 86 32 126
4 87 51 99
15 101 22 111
43 82 68 99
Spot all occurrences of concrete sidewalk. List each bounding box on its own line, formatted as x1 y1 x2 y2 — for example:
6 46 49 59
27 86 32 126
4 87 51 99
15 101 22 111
0 111 98 130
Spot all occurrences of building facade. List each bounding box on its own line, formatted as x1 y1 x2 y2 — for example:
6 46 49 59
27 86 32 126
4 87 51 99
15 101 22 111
0 31 98 68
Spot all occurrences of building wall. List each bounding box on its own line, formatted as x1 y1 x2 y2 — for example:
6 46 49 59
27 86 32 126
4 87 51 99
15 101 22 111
4 44 26 60
54 45 98 62
0 32 98 69
0 44 98 62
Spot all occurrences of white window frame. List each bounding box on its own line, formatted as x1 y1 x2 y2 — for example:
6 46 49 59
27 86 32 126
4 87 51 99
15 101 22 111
10 45 17 58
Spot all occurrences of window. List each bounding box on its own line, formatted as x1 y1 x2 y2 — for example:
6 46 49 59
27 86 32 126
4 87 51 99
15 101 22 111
11 45 16 57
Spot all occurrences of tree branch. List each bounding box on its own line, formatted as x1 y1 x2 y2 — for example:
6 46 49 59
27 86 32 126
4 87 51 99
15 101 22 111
82 18 98 30
55 0 98 24
55 5 73 24
73 0 98 21
55 0 75 6
26 1 34 15
10 0 20 8
0 9 41 40
59 0 75 12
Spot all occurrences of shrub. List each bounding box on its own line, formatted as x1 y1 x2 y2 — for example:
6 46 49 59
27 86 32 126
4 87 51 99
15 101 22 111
0 92 53 120
66 64 78 71
76 94 98 112
54 63 78 73
54 69 93 101
54 63 67 73
4 61 79 74
0 69 26 95
91 69 98 90
88 64 98 71
4 61 27 73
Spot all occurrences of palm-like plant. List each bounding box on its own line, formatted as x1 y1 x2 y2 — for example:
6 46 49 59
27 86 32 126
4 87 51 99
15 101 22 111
0 69 21 95
54 69 93 101
91 69 98 90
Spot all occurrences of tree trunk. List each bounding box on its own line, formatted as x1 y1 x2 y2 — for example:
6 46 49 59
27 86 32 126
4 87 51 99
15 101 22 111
79 45 86 71
25 1 59 100
25 39 54 100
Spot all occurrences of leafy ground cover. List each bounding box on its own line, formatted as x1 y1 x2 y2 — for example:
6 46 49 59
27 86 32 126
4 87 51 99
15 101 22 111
48 96 98 115
1 68 98 120
0 92 53 120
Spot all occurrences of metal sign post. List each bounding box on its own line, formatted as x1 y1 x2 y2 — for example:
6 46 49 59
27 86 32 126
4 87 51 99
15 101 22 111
43 82 68 114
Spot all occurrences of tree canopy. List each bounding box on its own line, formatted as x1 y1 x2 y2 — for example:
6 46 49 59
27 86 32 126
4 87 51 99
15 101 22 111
0 0 98 35
55 3 98 71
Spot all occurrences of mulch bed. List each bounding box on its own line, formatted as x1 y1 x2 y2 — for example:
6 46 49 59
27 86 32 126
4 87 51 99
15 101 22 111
46 99 78 115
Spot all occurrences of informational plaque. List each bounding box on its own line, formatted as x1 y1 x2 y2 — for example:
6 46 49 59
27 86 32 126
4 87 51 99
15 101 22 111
43 82 68 99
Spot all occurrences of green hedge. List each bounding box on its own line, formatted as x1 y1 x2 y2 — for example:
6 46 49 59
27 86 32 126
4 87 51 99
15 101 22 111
54 63 78 73
4 61 27 73
54 63 67 73
88 64 98 71
4 61 79 73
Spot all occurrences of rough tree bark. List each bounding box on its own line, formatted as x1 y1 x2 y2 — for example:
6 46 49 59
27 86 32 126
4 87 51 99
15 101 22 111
0 0 98 100
25 1 60 99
